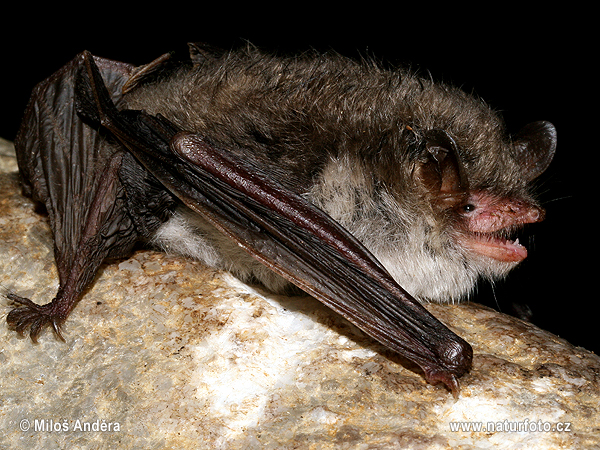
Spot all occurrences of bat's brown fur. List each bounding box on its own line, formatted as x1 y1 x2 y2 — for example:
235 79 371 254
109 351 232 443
123 45 555 301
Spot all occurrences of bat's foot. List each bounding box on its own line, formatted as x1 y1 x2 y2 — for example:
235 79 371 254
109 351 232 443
6 294 66 343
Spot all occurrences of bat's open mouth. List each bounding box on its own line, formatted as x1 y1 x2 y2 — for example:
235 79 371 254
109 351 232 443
463 232 527 262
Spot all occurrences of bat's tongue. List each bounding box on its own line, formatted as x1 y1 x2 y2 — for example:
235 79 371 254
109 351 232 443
460 192 544 263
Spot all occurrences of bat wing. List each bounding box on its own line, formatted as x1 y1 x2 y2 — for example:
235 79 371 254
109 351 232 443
8 54 148 340
75 51 472 395
14 53 138 283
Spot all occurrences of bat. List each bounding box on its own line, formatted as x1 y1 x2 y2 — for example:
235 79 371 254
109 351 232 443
6 43 556 396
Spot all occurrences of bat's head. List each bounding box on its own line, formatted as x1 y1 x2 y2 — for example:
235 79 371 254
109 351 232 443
313 80 556 303
402 118 556 301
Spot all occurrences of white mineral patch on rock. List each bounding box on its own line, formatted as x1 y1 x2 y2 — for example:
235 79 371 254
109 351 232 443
190 275 344 440
1 140 599 449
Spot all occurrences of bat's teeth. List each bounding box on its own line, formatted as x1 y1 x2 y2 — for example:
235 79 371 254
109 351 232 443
461 232 528 262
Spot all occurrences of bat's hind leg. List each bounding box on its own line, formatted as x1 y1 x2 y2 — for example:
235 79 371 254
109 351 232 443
6 154 139 342
6 226 136 343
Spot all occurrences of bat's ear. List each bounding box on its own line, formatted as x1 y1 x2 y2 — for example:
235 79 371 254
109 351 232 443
410 129 469 209
512 121 557 182
188 42 224 64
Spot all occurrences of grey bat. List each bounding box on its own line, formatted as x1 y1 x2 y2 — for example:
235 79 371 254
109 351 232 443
6 43 556 396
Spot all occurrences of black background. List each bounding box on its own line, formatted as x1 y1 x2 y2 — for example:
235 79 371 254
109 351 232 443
1 11 591 352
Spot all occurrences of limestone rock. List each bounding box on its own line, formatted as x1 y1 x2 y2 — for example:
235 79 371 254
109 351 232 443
1 140 599 449
0 137 18 172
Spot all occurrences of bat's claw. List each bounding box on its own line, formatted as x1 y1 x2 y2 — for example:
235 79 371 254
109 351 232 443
424 369 462 399
6 294 65 343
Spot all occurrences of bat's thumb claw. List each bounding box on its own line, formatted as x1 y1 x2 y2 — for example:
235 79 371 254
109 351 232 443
447 375 461 400
424 369 462 399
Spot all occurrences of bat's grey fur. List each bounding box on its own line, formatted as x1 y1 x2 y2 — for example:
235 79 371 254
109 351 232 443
123 46 553 302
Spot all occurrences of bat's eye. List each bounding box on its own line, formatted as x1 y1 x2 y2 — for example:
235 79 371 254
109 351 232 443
462 204 476 213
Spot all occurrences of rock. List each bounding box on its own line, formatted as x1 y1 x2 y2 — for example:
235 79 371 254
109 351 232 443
1 140 599 449
0 137 18 172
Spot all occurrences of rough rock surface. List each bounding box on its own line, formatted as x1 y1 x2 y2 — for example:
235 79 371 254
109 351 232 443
1 140 599 449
